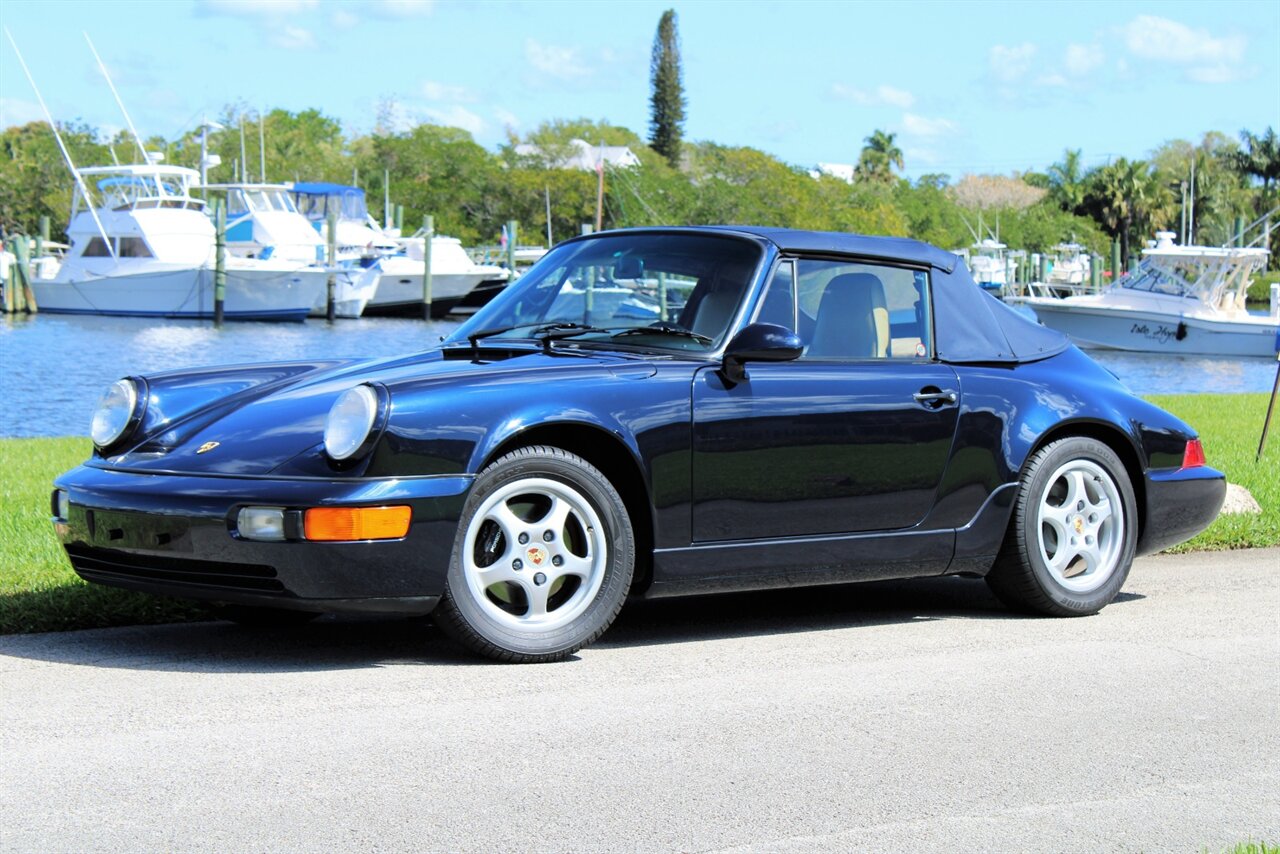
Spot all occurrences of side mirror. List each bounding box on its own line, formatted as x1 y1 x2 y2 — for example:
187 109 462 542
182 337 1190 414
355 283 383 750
721 322 803 385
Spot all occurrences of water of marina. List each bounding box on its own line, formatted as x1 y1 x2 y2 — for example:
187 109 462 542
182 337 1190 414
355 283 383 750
1 313 1276 438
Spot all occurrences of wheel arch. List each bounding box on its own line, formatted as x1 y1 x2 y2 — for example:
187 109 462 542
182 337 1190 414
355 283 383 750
480 421 656 595
1024 418 1147 545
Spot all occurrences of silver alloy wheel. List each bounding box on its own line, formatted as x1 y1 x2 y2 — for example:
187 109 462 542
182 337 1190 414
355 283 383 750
461 476 609 632
1035 458 1124 593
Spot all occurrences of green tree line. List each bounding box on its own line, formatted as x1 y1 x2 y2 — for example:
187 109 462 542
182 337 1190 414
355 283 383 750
1 110 1275 268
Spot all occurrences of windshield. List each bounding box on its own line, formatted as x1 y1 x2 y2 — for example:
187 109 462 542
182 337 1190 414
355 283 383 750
449 233 764 353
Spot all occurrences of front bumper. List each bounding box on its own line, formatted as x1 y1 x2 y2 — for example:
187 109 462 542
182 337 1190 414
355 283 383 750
52 463 471 614
1136 465 1227 556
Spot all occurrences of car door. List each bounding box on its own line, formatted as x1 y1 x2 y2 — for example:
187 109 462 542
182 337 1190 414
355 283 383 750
691 257 961 543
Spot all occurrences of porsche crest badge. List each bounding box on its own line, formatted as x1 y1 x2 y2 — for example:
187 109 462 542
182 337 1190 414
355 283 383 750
196 441 221 454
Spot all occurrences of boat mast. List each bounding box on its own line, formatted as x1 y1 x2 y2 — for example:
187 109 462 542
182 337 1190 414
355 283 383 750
5 28 116 259
83 33 148 164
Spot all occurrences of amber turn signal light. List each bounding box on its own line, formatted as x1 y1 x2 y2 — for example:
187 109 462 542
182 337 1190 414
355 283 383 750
303 505 412 541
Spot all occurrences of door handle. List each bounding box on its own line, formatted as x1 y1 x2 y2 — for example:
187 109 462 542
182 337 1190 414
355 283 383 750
913 389 957 407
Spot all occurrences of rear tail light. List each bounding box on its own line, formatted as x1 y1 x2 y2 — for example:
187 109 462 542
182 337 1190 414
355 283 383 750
1182 438 1206 468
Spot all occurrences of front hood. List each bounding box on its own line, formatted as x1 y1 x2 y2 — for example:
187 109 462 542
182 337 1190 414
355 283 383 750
102 347 653 476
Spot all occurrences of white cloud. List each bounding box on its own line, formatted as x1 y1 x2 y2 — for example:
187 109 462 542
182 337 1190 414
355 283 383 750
525 39 589 80
1 97 44 128
1064 43 1104 76
1034 73 1069 87
197 0 318 16
271 26 317 50
1121 15 1246 82
369 0 434 16
901 113 957 138
831 83 915 108
1123 15 1244 64
904 147 942 167
989 42 1037 82
493 108 520 130
421 80 476 102
331 9 360 29
423 105 485 136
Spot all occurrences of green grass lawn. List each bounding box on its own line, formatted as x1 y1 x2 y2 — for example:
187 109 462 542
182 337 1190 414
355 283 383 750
1146 393 1280 551
1 391 1276 634
0 437 204 634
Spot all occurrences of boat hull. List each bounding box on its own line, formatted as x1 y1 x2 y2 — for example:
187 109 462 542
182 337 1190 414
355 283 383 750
1025 301 1280 357
33 263 328 322
307 266 380 319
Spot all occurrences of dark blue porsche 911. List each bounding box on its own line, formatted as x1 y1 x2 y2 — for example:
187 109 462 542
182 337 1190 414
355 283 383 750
51 227 1226 661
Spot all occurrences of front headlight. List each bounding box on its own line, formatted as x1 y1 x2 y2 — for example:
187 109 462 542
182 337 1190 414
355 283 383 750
90 378 141 449
323 384 381 461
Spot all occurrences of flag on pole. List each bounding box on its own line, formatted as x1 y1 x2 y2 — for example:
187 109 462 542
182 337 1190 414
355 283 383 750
500 224 509 248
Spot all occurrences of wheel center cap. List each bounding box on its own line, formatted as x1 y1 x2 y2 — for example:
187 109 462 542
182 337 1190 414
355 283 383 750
1073 516 1085 534
526 545 548 566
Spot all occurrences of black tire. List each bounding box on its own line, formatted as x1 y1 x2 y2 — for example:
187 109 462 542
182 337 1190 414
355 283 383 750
212 604 322 627
986 436 1138 616
434 445 635 662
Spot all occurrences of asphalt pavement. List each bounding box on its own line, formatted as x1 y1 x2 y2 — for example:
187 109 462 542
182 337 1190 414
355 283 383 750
2 548 1277 852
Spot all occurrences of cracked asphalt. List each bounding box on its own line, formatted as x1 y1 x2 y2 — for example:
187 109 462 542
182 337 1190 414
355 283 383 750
2 548 1277 852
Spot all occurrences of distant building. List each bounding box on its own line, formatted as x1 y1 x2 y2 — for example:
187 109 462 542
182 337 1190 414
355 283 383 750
514 138 641 171
810 162 855 184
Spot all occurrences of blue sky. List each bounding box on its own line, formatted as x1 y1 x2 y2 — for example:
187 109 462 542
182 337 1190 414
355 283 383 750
2 0 1277 179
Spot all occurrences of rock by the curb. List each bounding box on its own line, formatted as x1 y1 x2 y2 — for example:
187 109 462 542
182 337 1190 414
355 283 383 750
1221 483 1262 515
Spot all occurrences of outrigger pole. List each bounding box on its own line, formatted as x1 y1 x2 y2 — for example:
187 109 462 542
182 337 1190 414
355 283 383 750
83 32 148 164
5 28 116 259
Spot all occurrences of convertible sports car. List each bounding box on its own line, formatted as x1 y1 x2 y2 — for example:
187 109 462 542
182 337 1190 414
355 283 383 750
51 227 1226 661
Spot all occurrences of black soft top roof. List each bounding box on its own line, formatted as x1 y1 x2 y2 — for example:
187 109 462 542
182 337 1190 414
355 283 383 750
579 226 1069 365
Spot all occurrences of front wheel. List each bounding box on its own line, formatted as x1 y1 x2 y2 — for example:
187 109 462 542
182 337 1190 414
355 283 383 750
986 436 1138 616
434 446 635 662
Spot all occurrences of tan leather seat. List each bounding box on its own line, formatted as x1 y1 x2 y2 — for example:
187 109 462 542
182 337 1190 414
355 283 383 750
806 273 889 359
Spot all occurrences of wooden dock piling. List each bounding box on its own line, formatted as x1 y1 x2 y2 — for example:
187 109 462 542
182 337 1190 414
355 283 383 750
325 209 337 322
214 199 226 325
421 214 434 321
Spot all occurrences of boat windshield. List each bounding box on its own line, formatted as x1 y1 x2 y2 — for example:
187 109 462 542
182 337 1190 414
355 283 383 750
1117 263 1198 299
450 233 764 353
291 187 368 222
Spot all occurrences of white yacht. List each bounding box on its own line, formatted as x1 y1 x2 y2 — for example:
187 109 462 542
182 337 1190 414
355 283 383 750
967 238 1016 292
202 182 379 317
1022 232 1278 357
288 182 510 316
1035 242 1092 297
32 165 327 321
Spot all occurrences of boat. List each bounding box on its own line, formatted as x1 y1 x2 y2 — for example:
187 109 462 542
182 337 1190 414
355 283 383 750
287 182 510 316
966 238 1017 293
1033 242 1092 298
1021 231 1279 357
201 182 379 318
31 165 327 321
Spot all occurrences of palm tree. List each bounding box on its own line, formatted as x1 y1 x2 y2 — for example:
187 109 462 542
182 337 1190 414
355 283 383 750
1048 148 1086 213
1087 158 1171 263
855 130 903 183
1234 127 1280 205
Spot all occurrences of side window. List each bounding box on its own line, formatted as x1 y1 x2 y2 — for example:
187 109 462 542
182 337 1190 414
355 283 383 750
797 259 932 361
81 237 113 257
754 259 796 330
118 237 153 258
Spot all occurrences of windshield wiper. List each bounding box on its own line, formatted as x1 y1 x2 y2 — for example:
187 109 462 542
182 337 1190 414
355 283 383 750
531 322 611 352
466 325 519 354
612 323 713 345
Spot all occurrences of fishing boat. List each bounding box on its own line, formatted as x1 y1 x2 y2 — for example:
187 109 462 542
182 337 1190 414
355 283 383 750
1033 242 1093 297
201 182 379 317
1021 231 1279 357
32 165 327 321
967 238 1017 293
288 182 510 316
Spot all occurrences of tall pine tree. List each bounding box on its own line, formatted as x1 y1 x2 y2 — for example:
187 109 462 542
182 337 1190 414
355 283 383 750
649 9 686 168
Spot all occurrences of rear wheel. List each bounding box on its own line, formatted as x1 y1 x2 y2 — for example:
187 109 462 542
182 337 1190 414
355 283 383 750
986 436 1137 616
434 446 634 662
